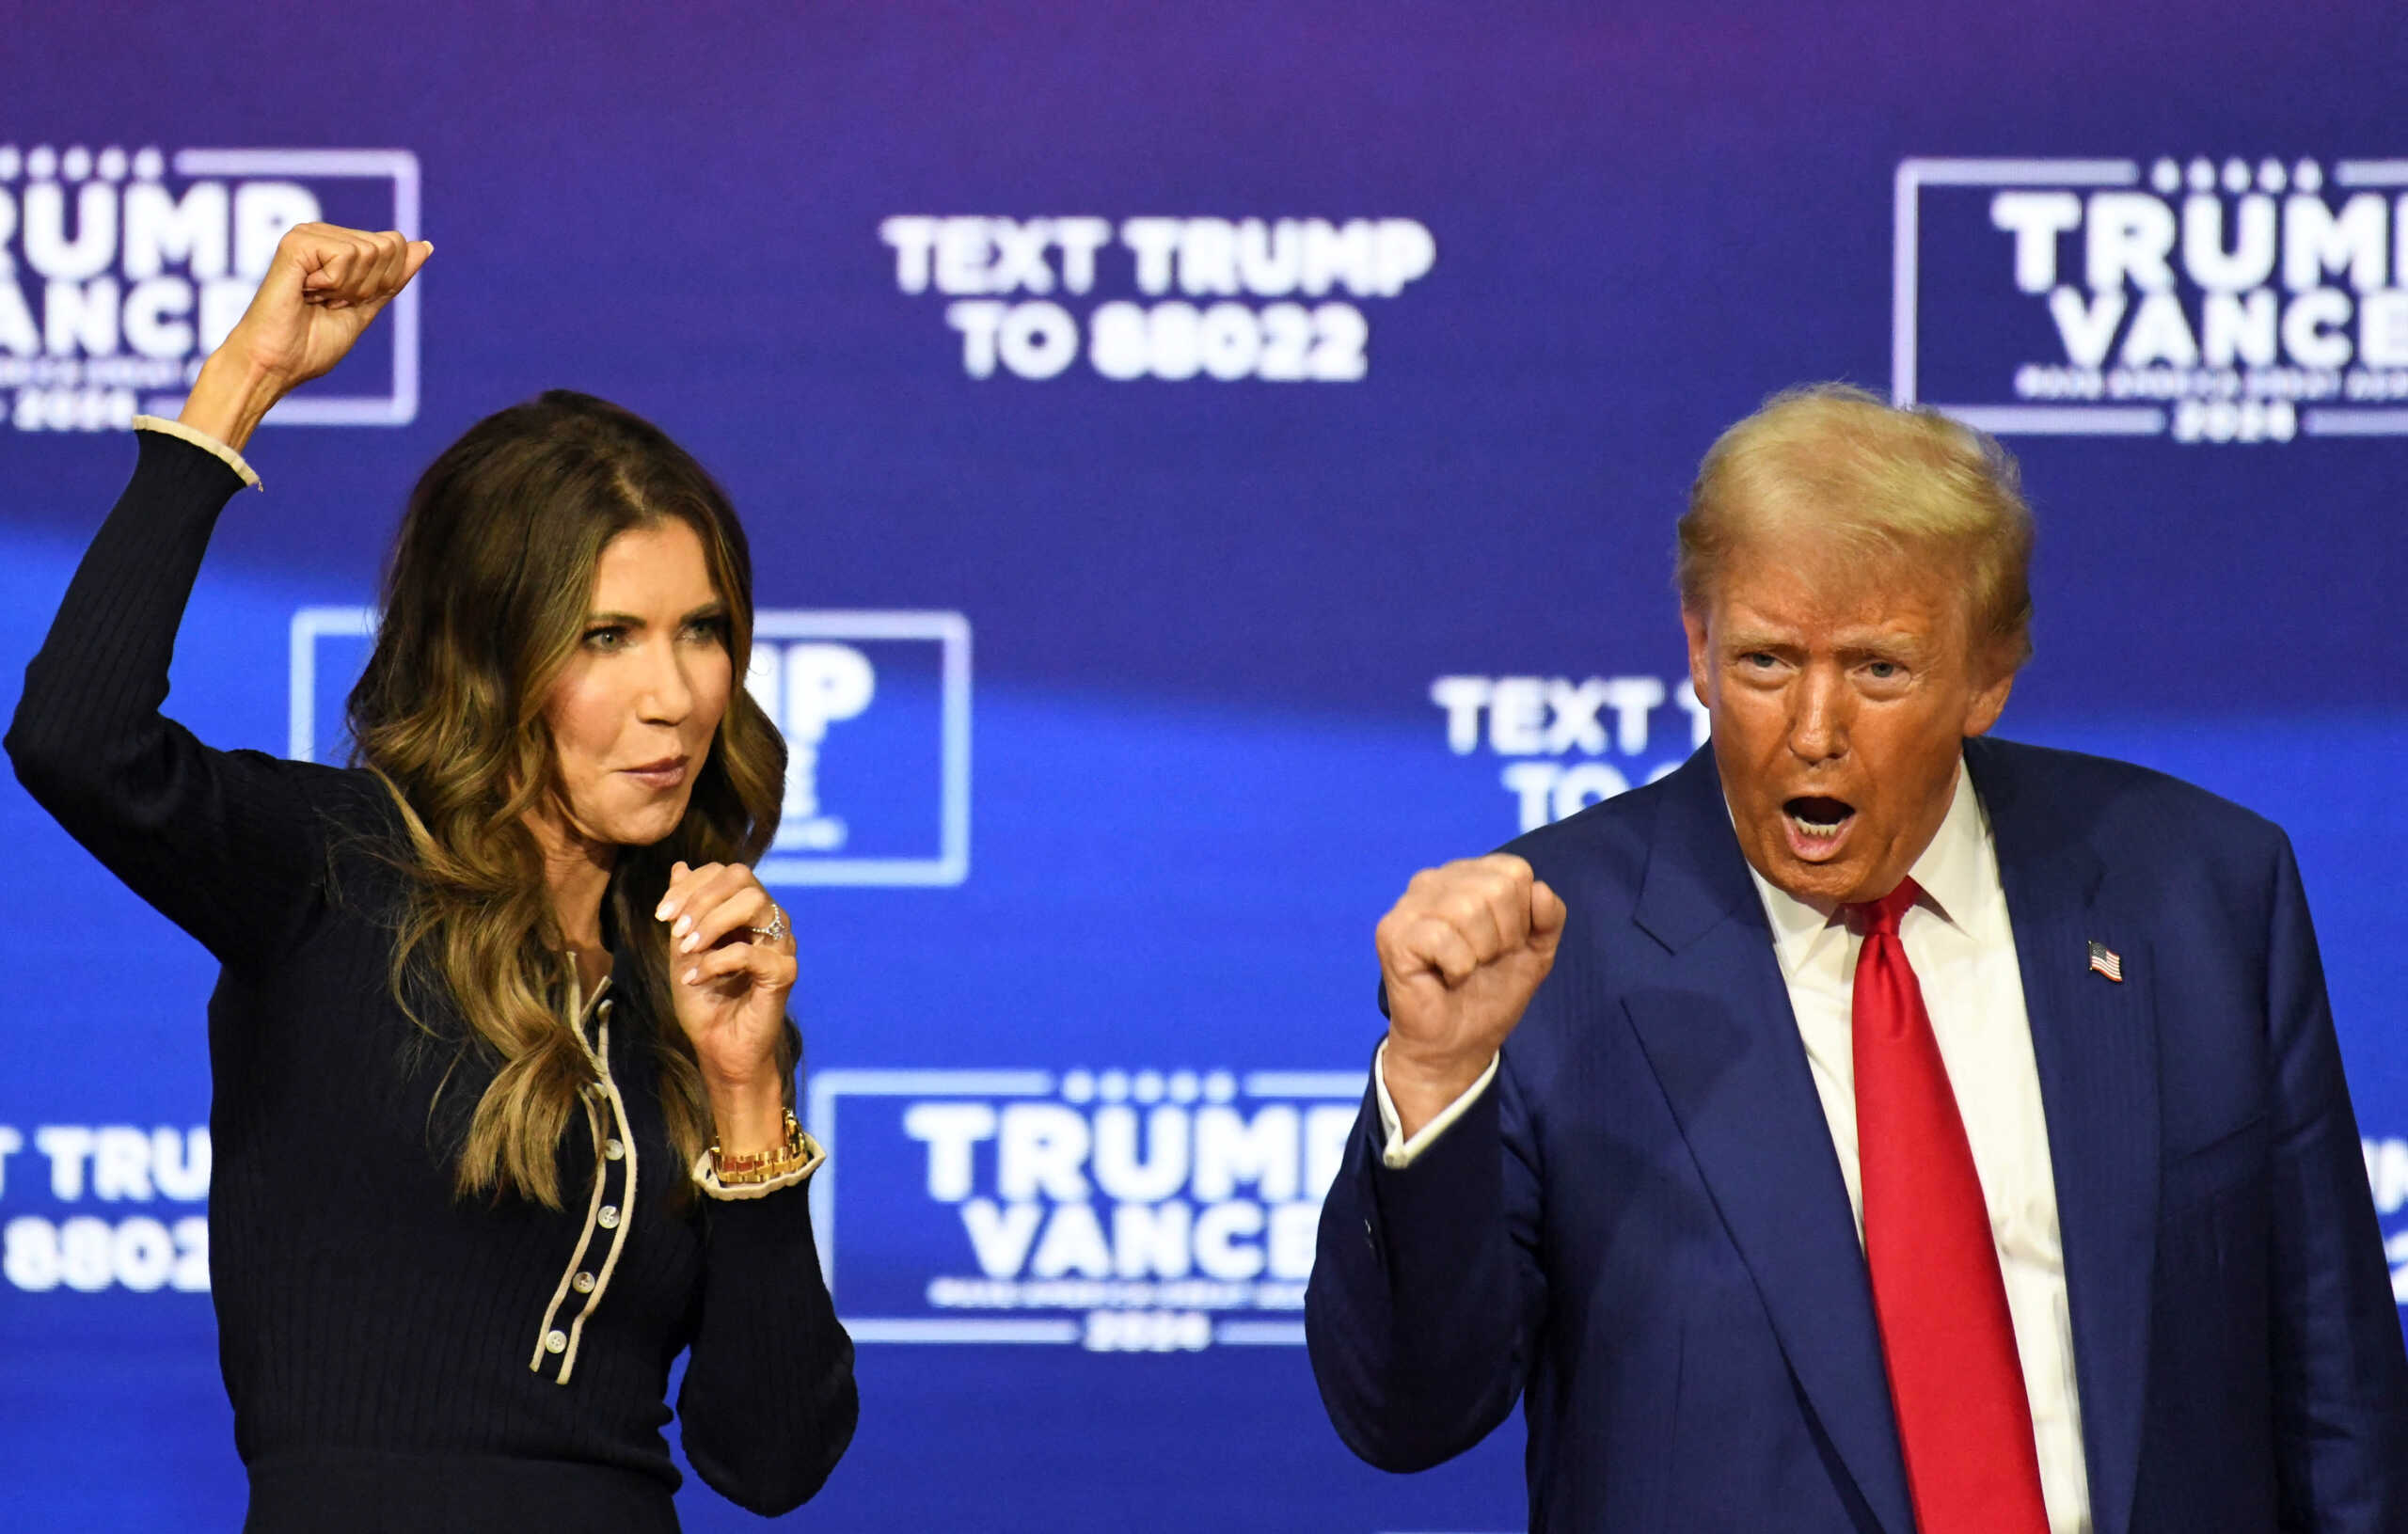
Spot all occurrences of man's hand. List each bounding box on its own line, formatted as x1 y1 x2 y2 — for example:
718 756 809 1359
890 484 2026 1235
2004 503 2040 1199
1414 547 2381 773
179 223 432 451
1374 853 1566 1138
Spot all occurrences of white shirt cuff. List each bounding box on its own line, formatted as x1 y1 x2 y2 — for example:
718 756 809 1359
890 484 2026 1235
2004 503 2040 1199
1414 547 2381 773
133 414 262 490
1373 1040 1499 1169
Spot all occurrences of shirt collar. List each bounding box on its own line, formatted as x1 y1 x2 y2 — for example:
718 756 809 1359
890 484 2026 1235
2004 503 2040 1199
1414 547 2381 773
1736 755 1989 980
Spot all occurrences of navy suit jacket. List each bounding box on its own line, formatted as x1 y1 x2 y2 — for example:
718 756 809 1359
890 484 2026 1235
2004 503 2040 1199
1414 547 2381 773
1307 737 2408 1533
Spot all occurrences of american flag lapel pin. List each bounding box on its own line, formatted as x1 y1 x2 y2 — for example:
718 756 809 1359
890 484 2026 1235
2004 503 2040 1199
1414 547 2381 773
2087 940 2124 983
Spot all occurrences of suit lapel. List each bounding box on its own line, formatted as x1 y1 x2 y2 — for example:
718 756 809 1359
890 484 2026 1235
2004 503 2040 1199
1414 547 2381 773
1968 738 2161 1534
1624 751 1915 1534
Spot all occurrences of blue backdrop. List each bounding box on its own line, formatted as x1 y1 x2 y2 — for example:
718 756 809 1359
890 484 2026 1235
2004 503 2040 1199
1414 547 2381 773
5 3 2406 1527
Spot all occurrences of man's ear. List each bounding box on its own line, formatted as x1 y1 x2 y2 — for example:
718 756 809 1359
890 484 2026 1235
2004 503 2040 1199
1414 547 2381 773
1962 651 2017 738
1681 605 1714 712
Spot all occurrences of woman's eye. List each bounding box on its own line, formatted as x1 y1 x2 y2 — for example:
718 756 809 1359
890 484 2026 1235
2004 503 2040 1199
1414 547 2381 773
683 617 728 642
582 626 626 650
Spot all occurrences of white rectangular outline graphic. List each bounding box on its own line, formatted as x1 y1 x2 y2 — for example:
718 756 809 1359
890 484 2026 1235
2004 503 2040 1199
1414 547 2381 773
752 610 972 889
289 607 972 888
1895 155 2408 439
804 1067 1367 1346
288 604 375 759
2334 160 2408 188
146 150 421 426
1892 157 2155 435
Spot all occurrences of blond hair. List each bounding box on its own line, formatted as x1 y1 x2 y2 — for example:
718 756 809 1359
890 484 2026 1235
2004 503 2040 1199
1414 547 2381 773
1676 384 2035 670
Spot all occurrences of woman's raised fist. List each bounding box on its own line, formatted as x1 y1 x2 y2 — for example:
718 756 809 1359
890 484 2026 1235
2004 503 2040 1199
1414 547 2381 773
179 224 432 451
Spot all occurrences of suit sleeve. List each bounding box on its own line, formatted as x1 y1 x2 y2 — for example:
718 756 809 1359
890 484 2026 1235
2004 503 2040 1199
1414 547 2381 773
1306 1039 1548 1471
2260 833 2408 1532
6 430 340 972
675 1180 860 1514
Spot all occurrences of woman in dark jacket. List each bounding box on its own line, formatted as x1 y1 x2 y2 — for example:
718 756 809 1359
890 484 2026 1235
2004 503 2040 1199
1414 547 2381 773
7 224 856 1532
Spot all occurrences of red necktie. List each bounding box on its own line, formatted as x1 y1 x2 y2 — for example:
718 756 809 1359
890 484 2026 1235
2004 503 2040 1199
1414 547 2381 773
1851 878 2051 1533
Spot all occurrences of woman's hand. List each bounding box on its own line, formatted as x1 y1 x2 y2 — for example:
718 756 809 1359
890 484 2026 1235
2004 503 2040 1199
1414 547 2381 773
657 861 797 1154
180 223 432 451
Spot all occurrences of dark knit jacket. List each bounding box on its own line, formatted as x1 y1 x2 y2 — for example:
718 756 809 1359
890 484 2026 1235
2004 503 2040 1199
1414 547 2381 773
6 430 857 1533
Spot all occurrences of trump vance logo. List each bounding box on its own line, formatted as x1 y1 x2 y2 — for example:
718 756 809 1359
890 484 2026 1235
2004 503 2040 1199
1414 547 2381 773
0 145 421 432
1895 155 2408 444
805 1067 1368 1351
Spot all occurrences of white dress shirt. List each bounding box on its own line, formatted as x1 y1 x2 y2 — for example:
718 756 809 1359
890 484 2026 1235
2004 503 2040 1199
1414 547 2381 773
1375 759 2093 1533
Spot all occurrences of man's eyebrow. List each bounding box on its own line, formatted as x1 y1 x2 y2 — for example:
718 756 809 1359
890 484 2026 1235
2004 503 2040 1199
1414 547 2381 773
1721 627 1795 651
1833 628 1933 657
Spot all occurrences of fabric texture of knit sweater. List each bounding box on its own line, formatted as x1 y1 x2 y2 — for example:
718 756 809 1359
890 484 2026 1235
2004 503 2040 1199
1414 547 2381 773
6 430 858 1532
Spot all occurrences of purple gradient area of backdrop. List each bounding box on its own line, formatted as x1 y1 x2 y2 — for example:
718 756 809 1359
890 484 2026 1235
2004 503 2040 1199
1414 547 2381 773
4 2 2405 1529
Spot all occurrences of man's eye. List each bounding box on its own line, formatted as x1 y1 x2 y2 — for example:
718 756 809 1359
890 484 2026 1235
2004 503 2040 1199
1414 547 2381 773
1866 660 1901 679
1741 652 1778 668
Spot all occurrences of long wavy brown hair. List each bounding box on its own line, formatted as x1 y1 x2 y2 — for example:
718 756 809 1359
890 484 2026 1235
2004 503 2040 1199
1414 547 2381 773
347 390 793 1208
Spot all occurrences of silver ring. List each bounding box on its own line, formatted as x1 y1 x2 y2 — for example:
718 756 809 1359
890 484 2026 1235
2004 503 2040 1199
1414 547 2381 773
748 904 788 944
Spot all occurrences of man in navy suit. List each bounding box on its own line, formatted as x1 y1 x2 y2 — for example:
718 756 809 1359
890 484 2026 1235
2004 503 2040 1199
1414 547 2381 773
1306 385 2408 1533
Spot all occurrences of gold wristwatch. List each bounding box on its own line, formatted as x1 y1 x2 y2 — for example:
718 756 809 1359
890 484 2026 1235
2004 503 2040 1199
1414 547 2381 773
710 1109 814 1186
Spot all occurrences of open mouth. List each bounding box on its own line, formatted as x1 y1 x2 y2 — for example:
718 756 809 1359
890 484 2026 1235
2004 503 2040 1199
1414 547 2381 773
1782 795 1856 853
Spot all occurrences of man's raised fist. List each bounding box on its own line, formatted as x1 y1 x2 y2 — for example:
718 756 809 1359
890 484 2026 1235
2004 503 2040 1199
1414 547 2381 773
1373 853 1565 1136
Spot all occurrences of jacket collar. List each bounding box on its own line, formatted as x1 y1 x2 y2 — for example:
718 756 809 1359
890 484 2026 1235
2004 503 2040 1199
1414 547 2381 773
1626 745 1916 1534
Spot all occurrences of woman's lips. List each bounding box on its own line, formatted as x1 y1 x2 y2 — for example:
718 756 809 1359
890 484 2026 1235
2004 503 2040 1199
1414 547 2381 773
622 758 688 790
